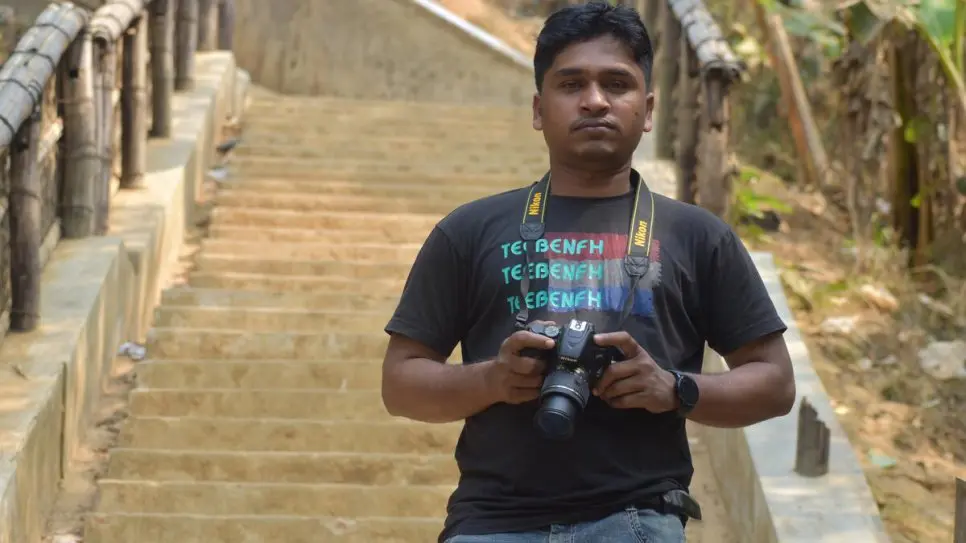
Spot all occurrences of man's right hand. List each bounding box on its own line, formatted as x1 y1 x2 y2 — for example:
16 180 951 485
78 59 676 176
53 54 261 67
484 325 556 405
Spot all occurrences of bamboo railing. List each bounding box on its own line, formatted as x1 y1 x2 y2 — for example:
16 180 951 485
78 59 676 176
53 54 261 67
635 0 744 220
0 0 234 337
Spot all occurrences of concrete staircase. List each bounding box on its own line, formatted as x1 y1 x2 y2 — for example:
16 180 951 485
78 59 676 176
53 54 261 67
83 93 546 542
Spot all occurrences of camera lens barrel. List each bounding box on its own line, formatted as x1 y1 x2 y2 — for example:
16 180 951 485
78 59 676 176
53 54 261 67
533 369 592 440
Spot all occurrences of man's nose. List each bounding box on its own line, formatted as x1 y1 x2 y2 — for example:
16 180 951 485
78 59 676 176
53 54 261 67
580 84 609 112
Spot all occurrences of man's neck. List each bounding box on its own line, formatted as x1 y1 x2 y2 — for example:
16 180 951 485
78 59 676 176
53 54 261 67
548 162 633 198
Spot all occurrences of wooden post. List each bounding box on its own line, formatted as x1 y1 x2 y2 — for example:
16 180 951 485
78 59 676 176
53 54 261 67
654 1 680 159
121 15 148 188
217 0 234 51
175 0 198 90
955 478 965 543
794 398 830 477
9 108 43 332
642 0 661 51
60 30 99 238
150 0 174 137
197 0 218 51
94 42 117 235
675 43 700 204
696 75 733 220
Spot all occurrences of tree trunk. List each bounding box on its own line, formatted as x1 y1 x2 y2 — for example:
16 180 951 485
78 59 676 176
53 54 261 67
217 0 235 51
675 43 700 204
696 76 732 220
654 1 680 159
94 43 117 235
197 0 218 51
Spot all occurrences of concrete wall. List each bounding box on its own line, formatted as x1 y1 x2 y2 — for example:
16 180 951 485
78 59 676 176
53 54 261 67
0 52 245 543
696 252 892 543
231 0 534 106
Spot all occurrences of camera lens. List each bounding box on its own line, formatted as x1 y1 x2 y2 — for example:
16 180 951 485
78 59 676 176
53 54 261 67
534 393 579 439
533 369 591 440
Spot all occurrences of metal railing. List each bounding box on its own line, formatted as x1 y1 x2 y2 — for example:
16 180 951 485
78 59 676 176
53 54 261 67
0 0 234 338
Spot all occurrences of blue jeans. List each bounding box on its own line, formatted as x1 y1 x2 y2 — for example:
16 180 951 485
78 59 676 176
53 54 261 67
444 507 686 542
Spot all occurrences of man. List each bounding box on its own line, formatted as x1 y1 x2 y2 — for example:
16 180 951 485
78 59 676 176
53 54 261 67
381 2 796 542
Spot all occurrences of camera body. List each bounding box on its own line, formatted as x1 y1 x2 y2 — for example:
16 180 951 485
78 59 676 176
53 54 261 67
522 319 624 440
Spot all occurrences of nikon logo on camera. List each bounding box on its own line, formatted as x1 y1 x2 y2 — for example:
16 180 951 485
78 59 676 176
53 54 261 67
528 192 543 216
632 219 649 248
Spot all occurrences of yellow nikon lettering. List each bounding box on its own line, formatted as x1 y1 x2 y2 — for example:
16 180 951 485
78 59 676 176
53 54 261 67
528 192 543 216
633 220 648 247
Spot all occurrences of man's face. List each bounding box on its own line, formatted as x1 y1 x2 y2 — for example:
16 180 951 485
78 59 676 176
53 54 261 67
532 35 653 166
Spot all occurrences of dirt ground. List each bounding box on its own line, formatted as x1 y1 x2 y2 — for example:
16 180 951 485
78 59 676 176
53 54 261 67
436 1 966 542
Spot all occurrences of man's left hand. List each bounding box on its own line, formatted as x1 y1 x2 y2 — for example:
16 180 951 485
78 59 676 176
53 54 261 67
592 331 677 413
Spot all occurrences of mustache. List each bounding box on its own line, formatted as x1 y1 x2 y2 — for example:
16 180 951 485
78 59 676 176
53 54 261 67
571 118 618 131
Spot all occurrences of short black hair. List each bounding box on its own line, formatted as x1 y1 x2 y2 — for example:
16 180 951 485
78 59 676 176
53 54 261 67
533 2 654 92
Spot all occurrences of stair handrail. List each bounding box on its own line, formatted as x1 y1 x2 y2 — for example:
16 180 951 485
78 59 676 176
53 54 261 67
0 0 233 339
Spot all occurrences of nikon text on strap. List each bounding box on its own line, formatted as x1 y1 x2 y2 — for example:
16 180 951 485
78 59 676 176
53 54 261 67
514 169 655 330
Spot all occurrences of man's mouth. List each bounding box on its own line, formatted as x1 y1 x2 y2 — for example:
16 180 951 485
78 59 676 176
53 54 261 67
573 119 617 132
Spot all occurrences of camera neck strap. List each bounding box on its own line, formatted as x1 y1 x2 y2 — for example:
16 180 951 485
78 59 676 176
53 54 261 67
514 169 655 331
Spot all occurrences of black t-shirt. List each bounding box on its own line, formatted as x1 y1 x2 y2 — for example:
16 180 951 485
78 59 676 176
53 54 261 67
384 170 787 541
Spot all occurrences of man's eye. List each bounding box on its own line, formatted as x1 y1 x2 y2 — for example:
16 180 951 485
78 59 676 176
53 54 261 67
560 80 581 90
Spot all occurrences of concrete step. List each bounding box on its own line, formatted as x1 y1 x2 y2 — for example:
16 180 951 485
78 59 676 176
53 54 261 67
224 156 548 179
214 189 472 216
195 254 413 279
95 479 454 517
128 389 396 421
247 95 527 117
232 143 545 163
118 417 460 454
188 271 405 294
135 359 385 390
160 287 399 311
199 239 422 262
106 449 458 485
212 177 505 199
153 306 391 334
213 170 531 188
145 328 392 360
236 131 544 152
209 207 441 232
207 224 431 245
86 512 444 542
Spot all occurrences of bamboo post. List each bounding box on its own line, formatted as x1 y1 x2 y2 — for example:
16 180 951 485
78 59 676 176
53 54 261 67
9 108 43 332
150 0 174 137
60 30 99 238
121 15 148 188
217 0 234 51
197 0 218 51
955 478 965 543
794 398 830 477
654 1 680 159
94 42 117 234
696 76 733 219
675 44 700 204
175 0 198 90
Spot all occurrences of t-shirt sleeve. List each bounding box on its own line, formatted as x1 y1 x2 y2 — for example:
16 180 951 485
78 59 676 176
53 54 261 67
384 225 469 358
701 229 787 356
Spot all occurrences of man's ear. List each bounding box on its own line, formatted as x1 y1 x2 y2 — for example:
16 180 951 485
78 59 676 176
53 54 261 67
642 91 655 133
532 93 543 131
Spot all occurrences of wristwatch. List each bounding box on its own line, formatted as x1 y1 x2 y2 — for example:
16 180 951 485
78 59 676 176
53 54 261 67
668 370 699 417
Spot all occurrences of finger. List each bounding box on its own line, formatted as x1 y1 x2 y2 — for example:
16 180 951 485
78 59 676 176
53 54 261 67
593 331 643 359
508 356 546 376
593 360 639 395
606 391 645 409
504 330 556 354
508 373 544 389
597 372 643 401
506 387 541 404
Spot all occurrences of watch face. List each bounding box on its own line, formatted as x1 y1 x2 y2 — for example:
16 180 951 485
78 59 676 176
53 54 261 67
678 374 699 406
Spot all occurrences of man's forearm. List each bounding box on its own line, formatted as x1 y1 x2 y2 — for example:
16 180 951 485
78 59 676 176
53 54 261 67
382 358 497 423
686 361 795 428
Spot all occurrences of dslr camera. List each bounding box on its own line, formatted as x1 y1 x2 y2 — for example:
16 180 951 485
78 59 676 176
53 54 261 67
521 319 624 440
